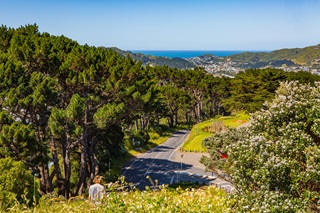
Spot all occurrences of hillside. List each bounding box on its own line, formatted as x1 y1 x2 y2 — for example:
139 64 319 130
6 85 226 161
107 44 320 75
230 44 320 65
108 47 195 69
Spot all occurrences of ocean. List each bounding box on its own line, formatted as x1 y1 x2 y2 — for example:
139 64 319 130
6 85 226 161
130 50 266 58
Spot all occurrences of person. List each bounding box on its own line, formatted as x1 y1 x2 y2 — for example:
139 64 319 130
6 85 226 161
89 175 105 204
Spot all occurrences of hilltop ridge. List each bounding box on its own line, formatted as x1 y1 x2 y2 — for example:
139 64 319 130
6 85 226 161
229 44 320 65
107 47 195 69
104 44 320 76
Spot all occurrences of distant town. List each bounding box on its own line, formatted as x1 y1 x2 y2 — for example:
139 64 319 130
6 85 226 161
186 54 320 78
112 44 320 78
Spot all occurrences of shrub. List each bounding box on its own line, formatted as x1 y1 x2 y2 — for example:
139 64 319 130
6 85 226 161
202 120 226 133
130 130 150 147
203 82 320 212
0 157 36 210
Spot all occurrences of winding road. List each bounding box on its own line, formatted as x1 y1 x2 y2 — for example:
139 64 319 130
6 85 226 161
121 130 219 190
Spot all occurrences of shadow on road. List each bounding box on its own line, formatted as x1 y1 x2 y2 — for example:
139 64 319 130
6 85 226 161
121 158 215 190
146 145 174 153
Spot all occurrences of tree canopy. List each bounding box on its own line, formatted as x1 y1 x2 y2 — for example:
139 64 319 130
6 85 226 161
0 24 229 198
1 24 320 206
202 81 320 212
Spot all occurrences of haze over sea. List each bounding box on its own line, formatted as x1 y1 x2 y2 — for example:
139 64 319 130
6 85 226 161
130 50 269 58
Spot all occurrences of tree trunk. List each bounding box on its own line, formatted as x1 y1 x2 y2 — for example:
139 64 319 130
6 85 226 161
39 163 53 195
64 132 72 198
49 136 65 197
167 116 174 128
174 110 178 126
76 103 89 196
192 106 199 123
156 114 160 126
88 138 99 183
140 117 143 131
197 100 202 121
185 112 190 128
141 112 150 130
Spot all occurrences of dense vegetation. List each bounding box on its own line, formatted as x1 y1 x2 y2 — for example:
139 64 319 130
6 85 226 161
182 112 249 152
224 68 320 112
0 24 229 202
4 184 227 212
1 24 320 212
230 44 320 65
110 47 195 69
112 44 320 70
202 82 320 212
0 157 36 210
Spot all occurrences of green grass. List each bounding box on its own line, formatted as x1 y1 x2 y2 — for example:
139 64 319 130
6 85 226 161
128 129 176 157
17 186 227 213
218 112 250 128
182 120 213 152
182 112 249 152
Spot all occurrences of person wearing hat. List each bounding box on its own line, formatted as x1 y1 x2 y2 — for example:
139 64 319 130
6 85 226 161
89 175 105 204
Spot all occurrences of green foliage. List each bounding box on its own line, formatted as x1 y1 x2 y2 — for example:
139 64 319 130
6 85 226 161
202 120 226 133
66 94 85 121
0 112 45 168
224 68 286 113
182 120 213 152
224 69 320 113
94 102 125 129
1 24 150 196
183 113 249 152
203 81 320 212
0 157 36 211
26 186 227 213
215 112 250 128
230 44 320 65
95 125 125 173
111 47 195 69
285 70 320 85
7 23 319 205
201 128 248 176
100 186 227 212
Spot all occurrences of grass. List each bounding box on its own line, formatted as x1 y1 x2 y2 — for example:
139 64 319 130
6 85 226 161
182 112 249 152
128 128 177 157
6 121 232 213
109 113 249 182
16 185 227 213
218 112 250 128
182 120 213 152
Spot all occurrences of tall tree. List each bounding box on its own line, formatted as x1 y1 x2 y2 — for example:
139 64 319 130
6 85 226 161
223 68 286 112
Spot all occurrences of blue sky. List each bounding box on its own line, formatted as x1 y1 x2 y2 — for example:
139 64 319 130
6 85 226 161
1 0 319 50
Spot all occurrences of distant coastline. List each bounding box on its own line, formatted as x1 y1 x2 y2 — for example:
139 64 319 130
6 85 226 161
130 50 270 58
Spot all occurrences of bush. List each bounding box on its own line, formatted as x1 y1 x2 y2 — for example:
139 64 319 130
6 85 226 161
99 185 227 212
130 130 150 147
202 120 226 133
203 82 320 212
150 126 163 136
0 157 36 210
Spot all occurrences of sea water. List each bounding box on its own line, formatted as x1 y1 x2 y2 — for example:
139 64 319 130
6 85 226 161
130 50 266 58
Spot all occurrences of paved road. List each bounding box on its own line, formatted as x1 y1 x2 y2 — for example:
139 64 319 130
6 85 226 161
120 123 246 192
121 130 219 190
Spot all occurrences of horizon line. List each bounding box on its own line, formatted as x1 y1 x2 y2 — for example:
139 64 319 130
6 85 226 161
129 49 272 52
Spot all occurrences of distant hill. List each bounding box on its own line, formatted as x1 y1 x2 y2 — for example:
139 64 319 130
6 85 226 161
104 44 320 71
107 47 195 69
230 44 320 65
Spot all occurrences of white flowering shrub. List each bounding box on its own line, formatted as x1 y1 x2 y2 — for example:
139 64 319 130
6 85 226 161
201 128 249 177
203 82 320 212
